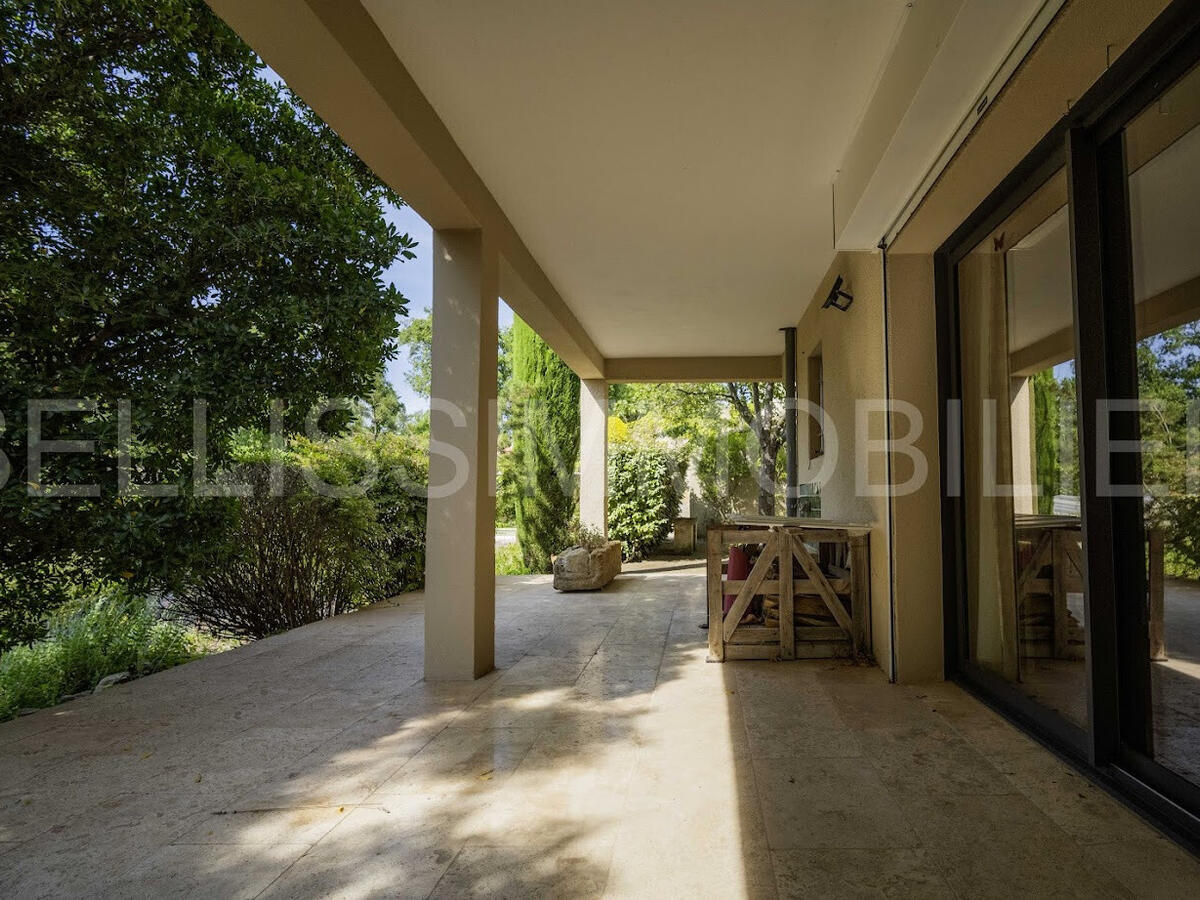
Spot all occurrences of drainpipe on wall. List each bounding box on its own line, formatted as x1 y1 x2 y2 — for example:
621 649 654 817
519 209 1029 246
781 326 799 517
878 241 899 684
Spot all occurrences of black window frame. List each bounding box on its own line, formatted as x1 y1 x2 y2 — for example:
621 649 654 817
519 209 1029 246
936 0 1200 853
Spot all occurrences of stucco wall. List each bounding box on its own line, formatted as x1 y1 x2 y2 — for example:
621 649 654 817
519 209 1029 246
885 254 945 683
795 251 893 675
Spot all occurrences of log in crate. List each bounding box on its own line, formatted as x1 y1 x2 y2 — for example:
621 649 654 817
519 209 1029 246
707 520 871 662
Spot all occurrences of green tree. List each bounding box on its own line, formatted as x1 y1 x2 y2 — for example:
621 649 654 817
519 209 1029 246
611 381 785 515
358 372 405 437
396 313 433 397
1032 369 1060 515
1056 369 1080 498
725 382 786 515
495 324 519 525
0 0 416 646
511 316 579 571
397 311 514 400
1138 327 1200 576
396 311 521 526
696 427 756 520
498 325 514 392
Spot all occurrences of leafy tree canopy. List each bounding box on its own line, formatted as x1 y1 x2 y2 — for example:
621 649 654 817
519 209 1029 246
358 372 406 437
1138 326 1200 576
0 0 416 639
396 314 433 398
397 310 514 400
612 381 785 515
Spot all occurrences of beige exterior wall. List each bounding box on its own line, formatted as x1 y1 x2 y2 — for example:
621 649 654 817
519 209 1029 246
795 251 893 675
1010 376 1036 517
883 254 945 683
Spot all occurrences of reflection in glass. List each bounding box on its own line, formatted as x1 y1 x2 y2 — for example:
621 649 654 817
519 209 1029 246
956 169 1089 729
1128 61 1200 787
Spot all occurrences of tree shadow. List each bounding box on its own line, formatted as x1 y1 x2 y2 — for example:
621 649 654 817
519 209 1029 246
0 570 755 897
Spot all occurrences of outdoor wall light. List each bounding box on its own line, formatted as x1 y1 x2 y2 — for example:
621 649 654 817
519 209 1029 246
823 275 854 312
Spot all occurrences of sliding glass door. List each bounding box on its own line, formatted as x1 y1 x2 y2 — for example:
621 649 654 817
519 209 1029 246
954 168 1090 736
938 0 1200 847
1122 59 1200 798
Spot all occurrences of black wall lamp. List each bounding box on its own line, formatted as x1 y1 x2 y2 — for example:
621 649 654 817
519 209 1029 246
823 275 854 312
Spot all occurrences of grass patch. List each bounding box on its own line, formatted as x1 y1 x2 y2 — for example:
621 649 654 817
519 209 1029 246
0 589 214 721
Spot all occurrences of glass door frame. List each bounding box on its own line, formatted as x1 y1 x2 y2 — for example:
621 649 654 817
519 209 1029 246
935 0 1200 852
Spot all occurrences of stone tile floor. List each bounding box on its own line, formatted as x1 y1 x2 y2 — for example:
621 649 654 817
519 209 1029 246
1 566 1198 898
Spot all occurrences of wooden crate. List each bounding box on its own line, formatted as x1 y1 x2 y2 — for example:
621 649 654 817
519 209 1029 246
1014 515 1166 662
706 521 871 662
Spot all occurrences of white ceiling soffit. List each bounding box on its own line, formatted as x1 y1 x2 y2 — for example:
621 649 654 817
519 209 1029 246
834 0 1065 251
360 0 908 359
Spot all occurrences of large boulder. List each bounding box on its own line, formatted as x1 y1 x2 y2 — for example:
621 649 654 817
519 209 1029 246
553 541 622 592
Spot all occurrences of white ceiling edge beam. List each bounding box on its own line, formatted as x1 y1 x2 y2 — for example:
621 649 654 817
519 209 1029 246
833 0 963 249
834 0 1065 251
205 0 605 380
606 357 783 384
498 258 604 381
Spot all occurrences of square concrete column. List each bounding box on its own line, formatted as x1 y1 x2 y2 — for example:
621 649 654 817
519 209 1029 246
425 229 498 680
579 379 608 536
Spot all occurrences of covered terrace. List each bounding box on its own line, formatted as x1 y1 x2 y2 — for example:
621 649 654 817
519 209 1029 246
3 569 1195 897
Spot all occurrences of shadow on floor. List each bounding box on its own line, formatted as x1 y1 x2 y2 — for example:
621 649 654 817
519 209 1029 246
1 571 1197 897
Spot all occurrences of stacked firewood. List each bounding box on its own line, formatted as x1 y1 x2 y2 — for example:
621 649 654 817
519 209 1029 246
763 592 839 626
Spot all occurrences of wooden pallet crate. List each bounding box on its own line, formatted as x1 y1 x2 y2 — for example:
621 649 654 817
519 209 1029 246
1014 515 1167 662
706 521 871 662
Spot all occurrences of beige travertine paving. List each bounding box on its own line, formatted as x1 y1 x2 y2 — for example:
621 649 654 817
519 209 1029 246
1 565 1197 898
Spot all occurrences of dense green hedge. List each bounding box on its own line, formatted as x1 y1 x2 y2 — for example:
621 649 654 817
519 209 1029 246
608 441 684 561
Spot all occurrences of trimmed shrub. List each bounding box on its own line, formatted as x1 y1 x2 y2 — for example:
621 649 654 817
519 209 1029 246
608 441 685 561
173 464 391 640
511 317 580 572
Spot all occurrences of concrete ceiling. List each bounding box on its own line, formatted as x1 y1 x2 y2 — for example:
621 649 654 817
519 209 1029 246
360 0 910 359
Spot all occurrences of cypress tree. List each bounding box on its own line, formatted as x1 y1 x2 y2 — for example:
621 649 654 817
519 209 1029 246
510 316 580 572
1032 370 1061 515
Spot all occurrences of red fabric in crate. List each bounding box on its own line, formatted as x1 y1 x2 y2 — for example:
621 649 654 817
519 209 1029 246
724 545 750 615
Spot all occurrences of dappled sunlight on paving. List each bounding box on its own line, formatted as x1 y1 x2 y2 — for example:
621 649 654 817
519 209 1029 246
1 570 1198 897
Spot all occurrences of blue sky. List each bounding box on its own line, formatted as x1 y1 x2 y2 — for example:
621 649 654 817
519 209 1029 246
381 201 514 412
